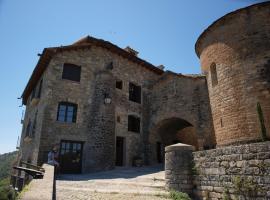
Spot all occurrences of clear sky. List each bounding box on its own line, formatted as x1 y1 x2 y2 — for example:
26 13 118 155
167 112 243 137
0 0 265 154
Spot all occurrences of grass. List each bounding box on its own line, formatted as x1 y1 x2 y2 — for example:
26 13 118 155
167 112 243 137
169 190 191 200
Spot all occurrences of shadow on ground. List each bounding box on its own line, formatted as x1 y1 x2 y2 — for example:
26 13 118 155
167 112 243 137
57 164 164 181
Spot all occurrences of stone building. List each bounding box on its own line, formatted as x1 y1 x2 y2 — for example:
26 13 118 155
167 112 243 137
18 36 214 173
18 1 270 175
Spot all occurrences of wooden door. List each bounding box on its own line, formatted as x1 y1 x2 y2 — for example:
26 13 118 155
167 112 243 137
115 137 124 166
59 140 83 174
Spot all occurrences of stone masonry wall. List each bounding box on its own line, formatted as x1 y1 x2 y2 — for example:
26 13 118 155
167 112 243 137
19 76 47 166
165 144 195 196
193 141 270 200
196 2 270 146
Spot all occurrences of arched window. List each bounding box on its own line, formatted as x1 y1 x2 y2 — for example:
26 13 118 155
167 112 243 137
210 63 218 87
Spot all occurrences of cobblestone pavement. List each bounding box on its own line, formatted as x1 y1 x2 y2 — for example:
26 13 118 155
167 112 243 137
56 165 169 200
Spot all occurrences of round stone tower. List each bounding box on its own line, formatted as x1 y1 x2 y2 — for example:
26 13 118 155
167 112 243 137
195 2 270 146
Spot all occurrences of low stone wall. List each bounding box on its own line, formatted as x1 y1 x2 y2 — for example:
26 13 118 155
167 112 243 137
193 141 270 200
20 164 55 200
165 143 194 195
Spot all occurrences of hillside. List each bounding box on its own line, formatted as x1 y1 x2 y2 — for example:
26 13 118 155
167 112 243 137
0 151 18 200
0 151 18 180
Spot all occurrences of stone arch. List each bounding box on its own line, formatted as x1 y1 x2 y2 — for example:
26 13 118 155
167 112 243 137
148 117 199 164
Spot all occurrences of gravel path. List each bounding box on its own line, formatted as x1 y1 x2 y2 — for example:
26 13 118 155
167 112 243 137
56 165 169 200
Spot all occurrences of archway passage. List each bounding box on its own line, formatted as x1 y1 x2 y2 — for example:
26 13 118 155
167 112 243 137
149 117 198 164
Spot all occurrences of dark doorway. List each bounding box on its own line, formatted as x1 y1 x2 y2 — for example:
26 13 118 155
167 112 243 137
59 140 83 174
116 137 125 166
156 142 163 163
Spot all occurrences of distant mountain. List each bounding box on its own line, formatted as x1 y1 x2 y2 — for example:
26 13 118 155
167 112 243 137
0 151 18 180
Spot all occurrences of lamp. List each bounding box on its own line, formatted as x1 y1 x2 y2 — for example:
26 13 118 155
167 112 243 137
104 93 112 104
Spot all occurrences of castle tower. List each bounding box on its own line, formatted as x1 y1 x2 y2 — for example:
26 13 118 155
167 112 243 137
195 2 270 146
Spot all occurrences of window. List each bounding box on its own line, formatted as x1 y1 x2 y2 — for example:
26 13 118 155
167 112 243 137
37 79 43 98
220 118 223 128
129 83 141 104
25 121 32 137
30 86 36 100
62 63 81 82
30 79 43 100
32 111 38 137
117 116 121 123
210 63 218 87
57 102 77 123
116 80 123 89
128 115 140 133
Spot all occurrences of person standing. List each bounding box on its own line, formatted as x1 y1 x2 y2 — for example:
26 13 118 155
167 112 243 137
47 146 59 168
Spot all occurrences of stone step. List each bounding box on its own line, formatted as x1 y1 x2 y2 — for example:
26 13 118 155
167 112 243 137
57 184 168 195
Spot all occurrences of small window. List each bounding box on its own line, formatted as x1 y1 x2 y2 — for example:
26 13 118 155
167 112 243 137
116 80 123 89
129 83 141 104
220 118 223 128
210 63 218 87
128 115 140 133
117 116 121 123
25 121 32 137
37 79 43 98
32 111 38 137
62 63 81 82
31 86 36 100
57 102 77 123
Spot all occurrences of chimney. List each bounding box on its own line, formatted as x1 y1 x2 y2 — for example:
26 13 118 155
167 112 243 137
124 46 139 56
157 65 165 70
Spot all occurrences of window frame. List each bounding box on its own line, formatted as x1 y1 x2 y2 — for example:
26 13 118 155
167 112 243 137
57 102 78 123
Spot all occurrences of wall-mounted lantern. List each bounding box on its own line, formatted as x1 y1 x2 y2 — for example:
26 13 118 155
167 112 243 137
104 93 112 104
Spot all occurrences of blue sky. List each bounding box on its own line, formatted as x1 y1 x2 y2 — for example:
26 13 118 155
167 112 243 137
0 0 263 154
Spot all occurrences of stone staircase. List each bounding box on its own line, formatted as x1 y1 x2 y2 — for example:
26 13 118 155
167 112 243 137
56 165 168 198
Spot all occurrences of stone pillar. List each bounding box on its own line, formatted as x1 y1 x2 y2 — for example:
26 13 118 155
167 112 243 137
85 70 116 172
165 143 194 195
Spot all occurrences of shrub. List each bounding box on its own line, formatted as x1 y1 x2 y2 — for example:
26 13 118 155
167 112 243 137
257 102 267 141
169 190 191 200
0 178 16 200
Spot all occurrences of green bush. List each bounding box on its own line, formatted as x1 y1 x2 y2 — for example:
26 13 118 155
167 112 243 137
0 178 16 200
169 190 191 200
257 102 267 141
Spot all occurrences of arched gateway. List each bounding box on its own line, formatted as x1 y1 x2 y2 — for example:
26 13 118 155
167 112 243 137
148 117 199 164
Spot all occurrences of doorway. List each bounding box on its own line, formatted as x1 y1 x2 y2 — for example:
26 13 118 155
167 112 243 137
115 137 125 166
59 140 83 174
156 142 163 163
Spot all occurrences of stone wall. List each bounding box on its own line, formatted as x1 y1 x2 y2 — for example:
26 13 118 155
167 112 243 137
20 164 55 200
196 2 270 146
165 144 194 196
193 142 270 199
19 76 47 165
